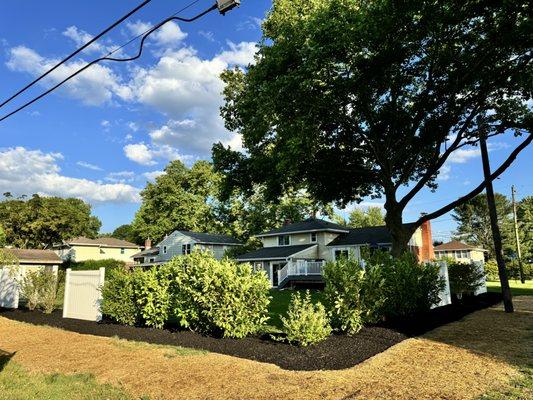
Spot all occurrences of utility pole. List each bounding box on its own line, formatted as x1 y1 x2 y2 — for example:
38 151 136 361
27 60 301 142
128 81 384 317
511 185 525 283
480 133 513 312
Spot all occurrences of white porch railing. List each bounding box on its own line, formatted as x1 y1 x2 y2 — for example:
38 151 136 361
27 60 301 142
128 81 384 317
277 260 326 285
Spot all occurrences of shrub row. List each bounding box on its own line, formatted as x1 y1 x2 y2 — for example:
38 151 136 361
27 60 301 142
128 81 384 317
62 259 126 272
101 252 271 338
18 269 62 314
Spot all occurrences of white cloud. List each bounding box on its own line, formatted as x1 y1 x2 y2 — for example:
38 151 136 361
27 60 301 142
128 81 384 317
77 161 103 171
62 26 113 55
447 148 480 164
125 134 133 141
0 147 140 203
101 120 110 127
105 171 135 183
127 122 139 132
437 165 451 181
123 142 192 166
126 20 187 49
199 30 215 42
6 46 132 106
142 170 165 182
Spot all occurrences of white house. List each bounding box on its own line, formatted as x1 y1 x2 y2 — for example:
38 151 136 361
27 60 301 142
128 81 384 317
434 240 487 263
235 218 435 288
132 230 241 267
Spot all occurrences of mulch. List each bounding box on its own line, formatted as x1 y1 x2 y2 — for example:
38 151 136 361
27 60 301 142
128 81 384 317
0 292 501 371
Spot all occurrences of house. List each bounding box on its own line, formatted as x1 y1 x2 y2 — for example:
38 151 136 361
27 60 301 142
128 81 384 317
434 240 486 263
132 231 241 267
1 248 63 272
52 237 143 264
235 218 434 288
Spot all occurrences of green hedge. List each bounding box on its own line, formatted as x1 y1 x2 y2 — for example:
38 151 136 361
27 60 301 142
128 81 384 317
62 259 126 272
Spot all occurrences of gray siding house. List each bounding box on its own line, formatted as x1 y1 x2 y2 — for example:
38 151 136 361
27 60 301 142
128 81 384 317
235 218 434 288
132 231 241 267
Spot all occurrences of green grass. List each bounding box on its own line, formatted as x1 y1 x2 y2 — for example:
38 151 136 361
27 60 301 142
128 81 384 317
0 359 138 400
267 289 324 330
486 280 533 296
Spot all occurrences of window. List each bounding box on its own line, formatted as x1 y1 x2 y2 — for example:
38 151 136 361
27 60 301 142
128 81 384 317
149 258 155 263
462 250 469 258
278 235 290 246
120 248 125 254
334 249 349 260
182 243 192 255
310 232 317 243
163 246 167 254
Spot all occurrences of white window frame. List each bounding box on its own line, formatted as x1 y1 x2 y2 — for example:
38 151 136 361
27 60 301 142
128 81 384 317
182 243 192 255
278 235 290 246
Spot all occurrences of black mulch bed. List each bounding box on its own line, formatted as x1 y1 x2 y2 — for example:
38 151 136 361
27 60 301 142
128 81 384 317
0 292 501 371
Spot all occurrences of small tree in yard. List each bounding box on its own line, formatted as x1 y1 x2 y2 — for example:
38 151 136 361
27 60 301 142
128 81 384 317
447 261 486 300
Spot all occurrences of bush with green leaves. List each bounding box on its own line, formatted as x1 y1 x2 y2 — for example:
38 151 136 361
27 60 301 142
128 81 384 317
366 251 444 318
280 290 331 346
482 259 532 281
100 268 138 326
18 269 59 313
169 252 271 338
447 261 485 299
131 267 171 329
63 259 126 272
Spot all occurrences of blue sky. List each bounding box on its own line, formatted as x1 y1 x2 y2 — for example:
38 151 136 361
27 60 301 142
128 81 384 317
0 0 531 238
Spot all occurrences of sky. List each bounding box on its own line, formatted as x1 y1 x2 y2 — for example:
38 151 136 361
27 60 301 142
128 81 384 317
0 0 531 239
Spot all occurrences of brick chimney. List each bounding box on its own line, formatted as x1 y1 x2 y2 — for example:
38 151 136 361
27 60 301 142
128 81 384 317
419 214 435 261
144 238 152 249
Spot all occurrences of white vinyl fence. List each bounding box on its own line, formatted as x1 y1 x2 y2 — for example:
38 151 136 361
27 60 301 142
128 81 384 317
0 266 24 309
63 268 105 322
435 262 452 308
472 260 488 295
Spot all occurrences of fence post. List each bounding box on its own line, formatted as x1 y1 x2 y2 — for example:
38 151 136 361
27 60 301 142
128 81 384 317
96 267 106 322
62 268 71 318
473 261 488 295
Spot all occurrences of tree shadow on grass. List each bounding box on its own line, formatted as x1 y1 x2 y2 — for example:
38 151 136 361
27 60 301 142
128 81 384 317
0 350 16 372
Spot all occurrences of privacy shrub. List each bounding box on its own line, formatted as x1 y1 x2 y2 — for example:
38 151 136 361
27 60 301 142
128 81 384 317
63 259 126 272
18 269 59 313
365 251 444 318
131 267 171 329
447 261 485 299
169 252 271 338
280 291 331 346
323 256 366 335
100 268 138 326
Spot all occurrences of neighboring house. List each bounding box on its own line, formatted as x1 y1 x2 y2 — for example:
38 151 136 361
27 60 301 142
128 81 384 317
1 248 63 272
434 240 486 263
235 218 434 288
52 237 143 264
132 231 241 267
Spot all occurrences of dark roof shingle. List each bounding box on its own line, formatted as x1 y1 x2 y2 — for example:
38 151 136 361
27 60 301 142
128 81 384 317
235 244 317 261
256 218 349 237
179 231 241 245
2 248 62 264
327 226 393 246
434 240 484 251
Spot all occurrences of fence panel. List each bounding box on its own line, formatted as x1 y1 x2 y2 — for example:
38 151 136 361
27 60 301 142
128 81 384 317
435 262 452 308
0 266 24 309
63 268 105 321
472 261 488 295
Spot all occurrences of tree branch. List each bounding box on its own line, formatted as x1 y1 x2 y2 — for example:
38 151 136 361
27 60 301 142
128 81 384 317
414 133 532 226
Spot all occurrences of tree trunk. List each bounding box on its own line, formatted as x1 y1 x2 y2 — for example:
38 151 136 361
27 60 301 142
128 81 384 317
384 199 414 257
480 134 514 313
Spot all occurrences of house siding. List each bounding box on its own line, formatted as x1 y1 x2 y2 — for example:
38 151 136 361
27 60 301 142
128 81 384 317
58 245 140 263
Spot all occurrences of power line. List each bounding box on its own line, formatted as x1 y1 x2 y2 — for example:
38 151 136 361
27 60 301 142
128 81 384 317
0 1 226 123
0 0 153 110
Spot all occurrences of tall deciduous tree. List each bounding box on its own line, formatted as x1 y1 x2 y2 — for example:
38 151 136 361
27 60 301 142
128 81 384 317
0 194 101 248
213 0 532 256
516 196 533 262
110 224 143 245
348 207 385 228
132 160 222 243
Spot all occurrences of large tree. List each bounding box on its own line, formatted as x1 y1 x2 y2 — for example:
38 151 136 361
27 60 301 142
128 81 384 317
110 224 143 245
516 196 533 262
0 194 101 248
132 160 222 243
213 0 532 256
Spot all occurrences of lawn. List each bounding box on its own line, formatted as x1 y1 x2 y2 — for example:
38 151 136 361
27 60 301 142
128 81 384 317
486 280 533 296
267 289 324 330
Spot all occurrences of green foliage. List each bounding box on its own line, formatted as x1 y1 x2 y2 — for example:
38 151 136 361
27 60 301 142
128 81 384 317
348 207 385 228
110 224 143 245
131 267 171 329
18 269 59 313
323 255 385 334
447 261 485 298
366 252 444 318
453 193 513 259
0 224 6 246
63 259 126 272
170 252 271 338
280 291 331 346
214 0 532 254
0 194 101 249
0 248 18 268
100 268 138 326
132 160 222 244
483 259 532 282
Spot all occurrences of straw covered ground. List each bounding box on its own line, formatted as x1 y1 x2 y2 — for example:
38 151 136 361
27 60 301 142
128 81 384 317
1 297 531 400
